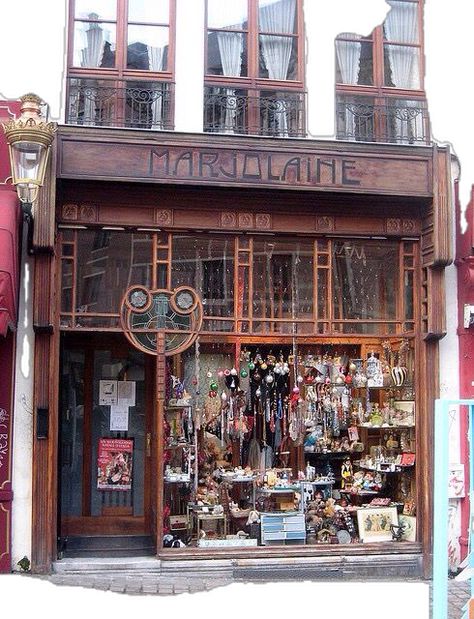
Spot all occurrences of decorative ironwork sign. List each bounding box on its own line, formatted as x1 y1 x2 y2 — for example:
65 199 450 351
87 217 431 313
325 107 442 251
120 285 202 356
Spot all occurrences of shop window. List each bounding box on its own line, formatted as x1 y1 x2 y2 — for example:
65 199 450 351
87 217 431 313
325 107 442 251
335 0 429 144
204 0 306 137
66 0 175 129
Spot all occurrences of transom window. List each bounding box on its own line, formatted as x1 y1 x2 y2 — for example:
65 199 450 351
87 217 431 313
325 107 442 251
204 0 305 137
66 0 175 129
59 230 416 336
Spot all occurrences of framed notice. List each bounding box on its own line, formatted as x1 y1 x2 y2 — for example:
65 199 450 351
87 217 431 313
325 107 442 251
97 438 133 491
99 380 117 405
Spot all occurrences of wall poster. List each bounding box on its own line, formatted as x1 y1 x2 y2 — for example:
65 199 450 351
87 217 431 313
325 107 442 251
97 438 133 491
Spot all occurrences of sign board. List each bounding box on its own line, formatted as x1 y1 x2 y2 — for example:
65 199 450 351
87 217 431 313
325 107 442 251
97 438 133 491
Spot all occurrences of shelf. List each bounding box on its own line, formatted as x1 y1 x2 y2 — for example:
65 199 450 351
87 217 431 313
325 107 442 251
355 463 414 473
304 451 352 458
357 424 415 429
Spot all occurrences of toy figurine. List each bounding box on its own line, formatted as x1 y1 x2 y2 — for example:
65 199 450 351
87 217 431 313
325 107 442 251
341 457 353 489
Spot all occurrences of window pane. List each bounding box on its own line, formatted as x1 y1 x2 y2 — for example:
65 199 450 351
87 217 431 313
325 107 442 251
332 240 399 321
252 238 313 321
384 44 420 88
207 31 247 76
259 34 297 79
335 39 373 86
127 25 169 70
171 235 235 319
75 231 152 314
73 21 116 67
128 0 169 24
258 0 297 35
384 1 419 43
336 95 375 142
207 0 248 30
75 0 116 20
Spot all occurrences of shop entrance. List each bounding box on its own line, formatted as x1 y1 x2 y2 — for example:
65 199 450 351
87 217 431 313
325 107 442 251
58 333 155 556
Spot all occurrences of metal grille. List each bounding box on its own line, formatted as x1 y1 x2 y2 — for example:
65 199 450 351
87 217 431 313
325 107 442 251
204 87 306 137
336 97 430 145
66 77 174 130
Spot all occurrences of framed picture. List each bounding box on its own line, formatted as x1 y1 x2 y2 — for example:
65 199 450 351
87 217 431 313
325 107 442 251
356 506 398 543
400 452 416 467
398 515 417 541
393 400 415 426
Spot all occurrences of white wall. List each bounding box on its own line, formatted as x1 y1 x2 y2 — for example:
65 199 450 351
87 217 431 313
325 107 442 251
10 249 34 569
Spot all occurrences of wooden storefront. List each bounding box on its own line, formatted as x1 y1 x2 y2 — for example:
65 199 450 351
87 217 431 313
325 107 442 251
29 126 452 575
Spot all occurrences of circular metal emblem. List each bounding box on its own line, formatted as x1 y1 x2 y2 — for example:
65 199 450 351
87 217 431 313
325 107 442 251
175 290 194 310
130 290 148 308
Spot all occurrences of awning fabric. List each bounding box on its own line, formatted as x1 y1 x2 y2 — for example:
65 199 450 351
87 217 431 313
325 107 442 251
0 190 20 336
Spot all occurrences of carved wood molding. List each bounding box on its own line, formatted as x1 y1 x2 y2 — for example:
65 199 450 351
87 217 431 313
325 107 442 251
221 212 272 230
385 218 417 235
315 216 334 232
155 208 173 226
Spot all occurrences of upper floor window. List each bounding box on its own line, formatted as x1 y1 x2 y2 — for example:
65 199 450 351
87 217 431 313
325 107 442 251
66 0 175 129
335 0 429 145
204 0 305 137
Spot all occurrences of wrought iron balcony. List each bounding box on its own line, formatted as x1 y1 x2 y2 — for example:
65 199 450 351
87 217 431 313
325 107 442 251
66 77 174 130
336 98 430 145
204 87 306 137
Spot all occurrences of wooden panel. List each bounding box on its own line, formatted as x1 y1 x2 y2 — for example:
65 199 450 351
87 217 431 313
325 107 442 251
431 146 453 267
61 516 145 536
57 128 434 197
33 142 56 253
424 267 446 340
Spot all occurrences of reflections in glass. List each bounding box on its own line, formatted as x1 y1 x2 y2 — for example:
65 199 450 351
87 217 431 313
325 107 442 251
207 31 247 76
73 21 116 68
384 44 420 89
128 0 169 24
75 0 116 20
127 25 169 70
171 235 235 318
332 240 399 321
207 0 248 30
335 38 373 86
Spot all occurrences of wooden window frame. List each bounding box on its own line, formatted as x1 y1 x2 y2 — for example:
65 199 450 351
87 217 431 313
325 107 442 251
336 0 425 103
204 0 305 92
67 0 176 82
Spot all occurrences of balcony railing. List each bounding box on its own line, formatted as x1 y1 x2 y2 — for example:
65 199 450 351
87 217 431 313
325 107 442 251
66 77 174 130
336 98 430 145
204 87 306 137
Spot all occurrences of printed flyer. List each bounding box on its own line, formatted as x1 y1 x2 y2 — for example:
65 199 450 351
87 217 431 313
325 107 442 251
97 438 133 491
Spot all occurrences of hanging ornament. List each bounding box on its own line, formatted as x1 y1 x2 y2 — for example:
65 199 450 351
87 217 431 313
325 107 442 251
265 373 274 384
260 362 267 371
221 392 227 401
283 363 290 374
253 372 262 384
224 369 231 377
192 376 198 385
217 370 224 378
230 368 238 376
248 362 255 370
345 374 353 384
274 364 282 375
336 374 345 385
349 362 357 373
297 375 304 384
240 369 248 378
206 371 213 379
209 391 217 398
255 388 262 398
293 386 300 395
210 381 218 391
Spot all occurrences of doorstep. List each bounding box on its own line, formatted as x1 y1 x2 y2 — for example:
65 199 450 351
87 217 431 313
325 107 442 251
53 551 423 580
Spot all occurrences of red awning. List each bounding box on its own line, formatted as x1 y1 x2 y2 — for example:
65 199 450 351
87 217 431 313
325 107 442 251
0 190 20 336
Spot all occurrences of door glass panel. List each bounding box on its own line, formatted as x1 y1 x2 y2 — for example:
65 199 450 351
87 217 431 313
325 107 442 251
60 349 85 517
90 349 147 517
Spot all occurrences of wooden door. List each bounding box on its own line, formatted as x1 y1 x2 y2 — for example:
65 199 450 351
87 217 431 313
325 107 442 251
59 334 153 537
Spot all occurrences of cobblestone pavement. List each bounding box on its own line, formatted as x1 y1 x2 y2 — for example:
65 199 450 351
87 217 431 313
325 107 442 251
41 570 473 616
448 580 470 619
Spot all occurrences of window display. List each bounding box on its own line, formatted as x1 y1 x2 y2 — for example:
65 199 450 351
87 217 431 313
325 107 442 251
163 341 416 549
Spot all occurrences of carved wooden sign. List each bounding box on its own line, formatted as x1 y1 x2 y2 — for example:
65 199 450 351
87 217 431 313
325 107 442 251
58 135 432 197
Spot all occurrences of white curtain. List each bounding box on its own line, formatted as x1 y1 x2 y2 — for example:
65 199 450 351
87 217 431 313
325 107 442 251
80 21 105 125
384 1 419 89
217 31 243 133
335 36 362 137
147 45 166 129
259 0 296 136
391 99 425 144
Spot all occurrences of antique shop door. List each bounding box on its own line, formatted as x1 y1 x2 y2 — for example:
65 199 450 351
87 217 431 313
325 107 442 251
58 334 154 553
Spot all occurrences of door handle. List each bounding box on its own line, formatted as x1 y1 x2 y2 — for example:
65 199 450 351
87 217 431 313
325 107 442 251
146 432 151 457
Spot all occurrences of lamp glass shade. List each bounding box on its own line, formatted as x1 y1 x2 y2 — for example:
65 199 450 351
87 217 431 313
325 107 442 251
9 140 49 203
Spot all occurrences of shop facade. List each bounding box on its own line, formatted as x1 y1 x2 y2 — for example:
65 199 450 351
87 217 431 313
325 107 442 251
26 124 453 576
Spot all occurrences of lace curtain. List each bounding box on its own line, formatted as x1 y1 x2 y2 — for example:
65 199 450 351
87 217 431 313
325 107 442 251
147 45 166 128
216 31 244 132
335 35 362 137
80 20 105 125
384 0 419 89
259 0 296 136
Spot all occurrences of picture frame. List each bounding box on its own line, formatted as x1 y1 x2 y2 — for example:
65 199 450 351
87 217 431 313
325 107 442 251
393 400 415 426
398 515 417 541
356 506 398 543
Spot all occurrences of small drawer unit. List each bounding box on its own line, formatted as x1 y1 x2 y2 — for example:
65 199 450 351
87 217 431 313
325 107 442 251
260 513 306 545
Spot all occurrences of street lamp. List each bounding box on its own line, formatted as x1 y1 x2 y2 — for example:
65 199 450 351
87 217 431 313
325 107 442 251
2 93 56 252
